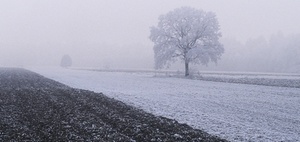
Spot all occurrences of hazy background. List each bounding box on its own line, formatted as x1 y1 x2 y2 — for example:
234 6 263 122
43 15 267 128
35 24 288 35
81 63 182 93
1 0 300 73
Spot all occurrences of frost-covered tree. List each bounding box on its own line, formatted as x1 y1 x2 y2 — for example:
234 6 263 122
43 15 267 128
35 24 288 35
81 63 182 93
60 54 72 68
150 7 224 76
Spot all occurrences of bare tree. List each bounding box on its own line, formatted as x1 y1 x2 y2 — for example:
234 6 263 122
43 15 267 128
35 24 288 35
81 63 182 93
150 7 224 76
60 54 72 68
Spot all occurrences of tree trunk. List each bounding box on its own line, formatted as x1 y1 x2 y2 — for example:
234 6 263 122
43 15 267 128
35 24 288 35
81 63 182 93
185 62 189 77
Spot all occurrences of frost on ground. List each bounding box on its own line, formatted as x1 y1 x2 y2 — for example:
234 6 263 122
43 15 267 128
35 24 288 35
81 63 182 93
0 68 225 141
30 67 300 142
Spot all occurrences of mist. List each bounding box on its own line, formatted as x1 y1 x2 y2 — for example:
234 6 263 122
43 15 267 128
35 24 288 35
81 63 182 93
1 0 300 73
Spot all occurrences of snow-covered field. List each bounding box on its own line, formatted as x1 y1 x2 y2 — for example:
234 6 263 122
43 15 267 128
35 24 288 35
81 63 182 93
30 67 300 142
198 71 300 80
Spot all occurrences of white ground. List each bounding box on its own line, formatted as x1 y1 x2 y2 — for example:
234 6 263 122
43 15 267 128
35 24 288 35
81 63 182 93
30 67 300 142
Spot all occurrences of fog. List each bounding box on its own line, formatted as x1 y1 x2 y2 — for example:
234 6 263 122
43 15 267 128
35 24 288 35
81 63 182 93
1 0 300 73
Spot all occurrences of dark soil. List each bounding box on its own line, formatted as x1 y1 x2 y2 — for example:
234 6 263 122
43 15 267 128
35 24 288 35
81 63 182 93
0 68 226 142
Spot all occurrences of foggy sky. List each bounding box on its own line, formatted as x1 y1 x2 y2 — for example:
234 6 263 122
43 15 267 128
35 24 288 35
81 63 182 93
1 0 300 70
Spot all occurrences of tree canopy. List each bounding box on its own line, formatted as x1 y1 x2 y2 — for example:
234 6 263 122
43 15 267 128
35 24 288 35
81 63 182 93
150 7 224 76
60 54 72 68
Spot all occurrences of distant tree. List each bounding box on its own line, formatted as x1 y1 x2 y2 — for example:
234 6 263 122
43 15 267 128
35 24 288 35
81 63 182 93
149 7 224 76
60 54 72 68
